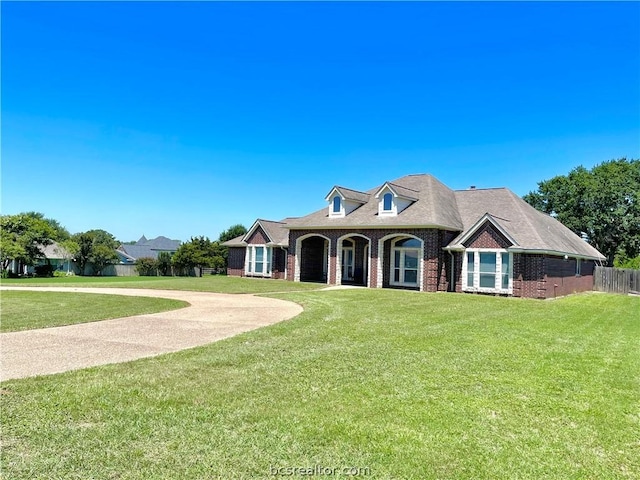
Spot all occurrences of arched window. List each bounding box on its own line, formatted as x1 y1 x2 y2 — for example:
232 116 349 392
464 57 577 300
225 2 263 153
383 192 393 211
333 196 342 213
391 237 421 287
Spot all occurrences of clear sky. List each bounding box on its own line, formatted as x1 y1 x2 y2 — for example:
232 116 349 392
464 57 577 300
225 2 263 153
2 1 639 243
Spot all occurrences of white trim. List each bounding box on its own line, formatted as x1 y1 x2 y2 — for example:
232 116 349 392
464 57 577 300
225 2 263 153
294 233 331 284
245 245 273 277
336 233 372 287
462 248 513 294
390 237 422 287
455 213 518 248
377 233 423 290
242 220 274 244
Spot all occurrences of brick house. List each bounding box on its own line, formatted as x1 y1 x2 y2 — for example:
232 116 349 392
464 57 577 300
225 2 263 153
224 174 605 299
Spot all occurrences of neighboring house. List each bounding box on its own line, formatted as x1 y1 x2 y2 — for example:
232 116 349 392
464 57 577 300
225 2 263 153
223 174 605 299
116 235 181 263
26 242 74 274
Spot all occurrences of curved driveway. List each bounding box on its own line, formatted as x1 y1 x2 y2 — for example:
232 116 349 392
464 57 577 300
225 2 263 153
0 287 303 381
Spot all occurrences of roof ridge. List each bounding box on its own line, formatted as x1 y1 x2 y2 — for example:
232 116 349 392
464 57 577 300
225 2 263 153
386 181 420 193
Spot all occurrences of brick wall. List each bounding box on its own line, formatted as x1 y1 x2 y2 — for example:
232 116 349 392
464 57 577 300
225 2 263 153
227 247 246 277
287 228 454 292
464 222 512 249
543 257 595 298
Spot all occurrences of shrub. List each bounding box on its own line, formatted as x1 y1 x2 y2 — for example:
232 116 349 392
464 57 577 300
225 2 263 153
157 251 172 276
135 257 157 276
34 264 54 277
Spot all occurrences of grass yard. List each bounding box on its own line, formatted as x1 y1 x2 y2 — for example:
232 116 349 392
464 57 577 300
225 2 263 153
0 291 188 332
0 275 322 294
1 290 639 479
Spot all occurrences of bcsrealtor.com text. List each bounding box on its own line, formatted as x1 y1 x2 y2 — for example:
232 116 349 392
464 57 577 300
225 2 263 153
269 464 371 477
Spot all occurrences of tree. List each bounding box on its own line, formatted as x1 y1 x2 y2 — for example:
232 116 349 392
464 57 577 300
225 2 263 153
0 213 57 273
156 251 172 276
523 158 640 265
218 224 247 243
71 229 119 275
135 257 157 276
23 212 70 241
172 236 225 275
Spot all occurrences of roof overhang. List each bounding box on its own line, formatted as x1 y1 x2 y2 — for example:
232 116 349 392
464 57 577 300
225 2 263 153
442 245 605 262
450 213 519 249
242 219 274 244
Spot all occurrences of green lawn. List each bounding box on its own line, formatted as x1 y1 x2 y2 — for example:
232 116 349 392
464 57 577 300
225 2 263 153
0 291 188 332
1 290 638 479
0 274 322 294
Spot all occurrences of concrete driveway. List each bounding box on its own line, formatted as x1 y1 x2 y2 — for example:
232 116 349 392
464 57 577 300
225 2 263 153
0 287 303 381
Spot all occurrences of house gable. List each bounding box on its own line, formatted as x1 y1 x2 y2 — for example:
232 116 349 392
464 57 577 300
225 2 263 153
245 225 270 245
462 220 514 249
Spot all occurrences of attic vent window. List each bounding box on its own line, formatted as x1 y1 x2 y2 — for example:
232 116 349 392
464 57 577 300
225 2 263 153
333 196 341 213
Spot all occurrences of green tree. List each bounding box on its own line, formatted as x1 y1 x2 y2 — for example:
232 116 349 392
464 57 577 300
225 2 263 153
156 251 172 276
218 224 247 243
523 158 640 265
71 229 119 275
23 212 70 241
172 236 225 275
0 213 57 273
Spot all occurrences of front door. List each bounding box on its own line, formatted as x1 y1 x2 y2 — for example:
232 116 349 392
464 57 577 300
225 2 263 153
342 242 354 282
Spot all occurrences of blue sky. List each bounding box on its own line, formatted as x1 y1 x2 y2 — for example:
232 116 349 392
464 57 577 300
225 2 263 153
2 1 639 243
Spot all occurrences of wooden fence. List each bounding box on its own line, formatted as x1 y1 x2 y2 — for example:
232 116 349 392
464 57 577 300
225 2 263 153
593 266 640 294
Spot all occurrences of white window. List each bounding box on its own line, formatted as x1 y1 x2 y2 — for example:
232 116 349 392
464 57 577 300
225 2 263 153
463 249 512 293
390 237 421 287
333 196 341 214
576 258 581 276
383 193 393 211
245 245 273 277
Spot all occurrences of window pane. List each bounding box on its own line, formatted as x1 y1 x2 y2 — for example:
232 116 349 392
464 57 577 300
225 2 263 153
480 273 495 288
333 196 341 213
501 253 510 289
396 238 421 248
404 270 417 284
467 252 474 272
255 262 263 273
383 193 393 211
394 250 400 266
479 252 496 273
404 251 419 269
266 248 272 274
467 272 474 287
255 247 264 262
394 269 400 282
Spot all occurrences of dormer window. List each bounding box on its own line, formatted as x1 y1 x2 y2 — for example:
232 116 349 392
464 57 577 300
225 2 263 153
383 193 393 212
333 196 342 214
325 186 368 218
375 182 417 217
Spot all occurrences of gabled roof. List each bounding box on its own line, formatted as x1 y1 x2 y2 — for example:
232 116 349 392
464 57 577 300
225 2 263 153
39 242 70 260
223 219 289 247
223 174 605 261
289 174 463 230
451 188 605 260
325 186 370 204
374 182 419 201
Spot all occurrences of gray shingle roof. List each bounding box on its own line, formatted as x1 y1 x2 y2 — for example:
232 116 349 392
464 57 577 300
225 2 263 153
451 188 605 259
329 186 370 203
222 174 605 260
288 174 463 230
118 236 181 260
223 219 289 247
